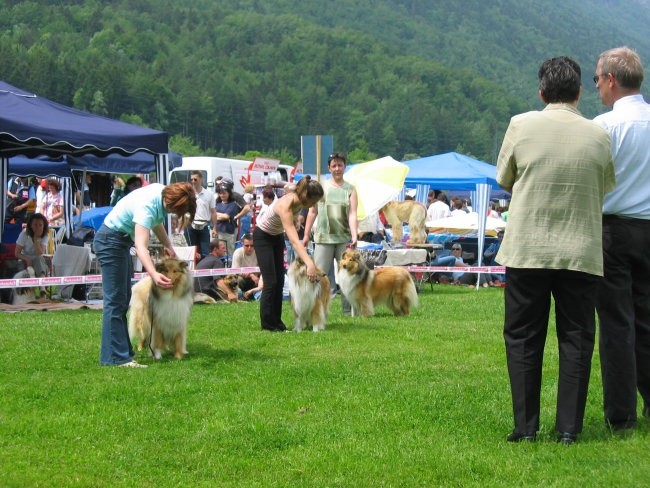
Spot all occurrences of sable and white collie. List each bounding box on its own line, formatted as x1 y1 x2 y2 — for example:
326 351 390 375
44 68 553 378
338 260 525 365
12 266 36 305
128 258 194 360
338 249 418 317
287 257 331 332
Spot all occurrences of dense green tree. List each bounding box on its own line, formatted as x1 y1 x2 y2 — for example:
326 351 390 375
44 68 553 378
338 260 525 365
1 0 648 165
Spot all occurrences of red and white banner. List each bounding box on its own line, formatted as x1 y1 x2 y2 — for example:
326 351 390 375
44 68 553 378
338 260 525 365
0 266 506 289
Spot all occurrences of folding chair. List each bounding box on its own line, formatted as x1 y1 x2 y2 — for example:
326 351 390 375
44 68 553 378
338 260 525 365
172 245 198 271
52 244 92 299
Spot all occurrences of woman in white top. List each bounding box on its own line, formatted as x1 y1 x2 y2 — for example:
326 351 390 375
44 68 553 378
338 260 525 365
253 176 324 332
15 213 50 278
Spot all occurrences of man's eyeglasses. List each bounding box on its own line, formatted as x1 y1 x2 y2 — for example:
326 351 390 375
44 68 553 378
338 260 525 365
190 178 199 182
452 247 461 251
593 73 610 84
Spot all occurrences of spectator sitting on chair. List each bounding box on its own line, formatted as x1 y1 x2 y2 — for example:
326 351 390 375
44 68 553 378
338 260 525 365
450 243 489 288
484 230 505 286
231 233 261 298
15 213 50 287
358 211 386 244
195 239 237 302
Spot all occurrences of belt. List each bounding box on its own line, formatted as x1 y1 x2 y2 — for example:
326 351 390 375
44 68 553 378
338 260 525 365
192 221 209 230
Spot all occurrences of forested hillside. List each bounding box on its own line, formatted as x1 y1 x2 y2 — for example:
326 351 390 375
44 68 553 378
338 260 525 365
1 0 649 164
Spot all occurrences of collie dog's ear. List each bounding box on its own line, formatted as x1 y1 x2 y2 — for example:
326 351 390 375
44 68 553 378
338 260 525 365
179 260 188 270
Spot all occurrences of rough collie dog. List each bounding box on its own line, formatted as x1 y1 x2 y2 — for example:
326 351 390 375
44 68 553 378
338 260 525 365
12 266 36 305
287 257 331 332
338 249 418 317
128 258 193 360
381 200 427 244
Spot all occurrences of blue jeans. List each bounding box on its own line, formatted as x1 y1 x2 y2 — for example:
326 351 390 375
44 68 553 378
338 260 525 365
239 214 252 239
94 225 135 365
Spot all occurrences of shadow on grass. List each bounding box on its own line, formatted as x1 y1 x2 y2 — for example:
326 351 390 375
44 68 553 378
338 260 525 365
134 342 275 367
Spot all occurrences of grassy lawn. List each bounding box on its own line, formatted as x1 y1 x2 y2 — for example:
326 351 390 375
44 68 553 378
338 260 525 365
1 285 648 487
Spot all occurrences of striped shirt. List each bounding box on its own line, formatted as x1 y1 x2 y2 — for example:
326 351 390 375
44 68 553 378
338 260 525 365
256 196 301 235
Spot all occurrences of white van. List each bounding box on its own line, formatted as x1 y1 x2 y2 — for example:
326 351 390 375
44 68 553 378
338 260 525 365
169 156 293 194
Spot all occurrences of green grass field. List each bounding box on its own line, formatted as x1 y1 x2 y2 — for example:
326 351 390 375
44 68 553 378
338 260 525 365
1 286 648 487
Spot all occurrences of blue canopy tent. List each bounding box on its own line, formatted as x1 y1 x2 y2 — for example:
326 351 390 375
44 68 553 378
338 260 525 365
8 155 72 178
403 152 500 274
68 150 182 173
0 80 169 241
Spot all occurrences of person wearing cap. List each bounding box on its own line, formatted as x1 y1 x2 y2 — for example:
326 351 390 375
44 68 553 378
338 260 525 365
496 56 615 444
213 177 251 229
214 179 239 261
302 152 358 315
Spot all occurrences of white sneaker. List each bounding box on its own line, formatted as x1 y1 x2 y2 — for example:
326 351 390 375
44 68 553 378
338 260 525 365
118 360 147 368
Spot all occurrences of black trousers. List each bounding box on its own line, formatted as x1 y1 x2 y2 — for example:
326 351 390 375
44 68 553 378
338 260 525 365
504 267 599 434
253 227 285 330
597 215 650 426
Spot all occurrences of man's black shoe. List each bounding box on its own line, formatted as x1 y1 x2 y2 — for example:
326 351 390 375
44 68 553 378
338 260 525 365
506 431 536 442
557 432 577 445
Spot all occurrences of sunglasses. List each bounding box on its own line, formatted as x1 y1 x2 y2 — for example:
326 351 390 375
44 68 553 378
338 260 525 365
328 152 346 163
452 247 462 251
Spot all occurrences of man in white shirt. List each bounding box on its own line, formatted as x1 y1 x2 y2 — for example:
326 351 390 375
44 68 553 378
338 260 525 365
186 171 217 259
593 46 650 431
426 192 451 222
231 233 261 298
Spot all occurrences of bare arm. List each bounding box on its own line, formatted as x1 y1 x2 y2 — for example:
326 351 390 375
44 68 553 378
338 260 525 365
278 196 317 280
135 224 173 288
302 206 318 247
348 188 359 247
15 243 32 267
234 204 250 221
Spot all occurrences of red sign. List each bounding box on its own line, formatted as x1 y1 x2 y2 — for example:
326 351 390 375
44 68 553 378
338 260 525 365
251 157 280 172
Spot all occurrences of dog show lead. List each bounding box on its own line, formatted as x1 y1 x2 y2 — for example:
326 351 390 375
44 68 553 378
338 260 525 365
94 182 196 368
253 176 324 332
